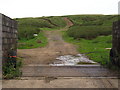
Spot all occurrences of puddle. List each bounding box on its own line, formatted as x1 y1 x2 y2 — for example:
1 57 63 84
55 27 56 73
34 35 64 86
49 54 97 66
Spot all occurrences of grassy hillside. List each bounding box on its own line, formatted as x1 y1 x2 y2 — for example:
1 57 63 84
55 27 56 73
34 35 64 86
16 16 67 49
16 15 117 41
65 15 118 40
42 16 67 27
16 16 67 40
67 15 118 26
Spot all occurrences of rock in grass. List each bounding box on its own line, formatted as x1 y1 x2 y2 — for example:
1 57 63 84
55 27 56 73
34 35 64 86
36 40 42 43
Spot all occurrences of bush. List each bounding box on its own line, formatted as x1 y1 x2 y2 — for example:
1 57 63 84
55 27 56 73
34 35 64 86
67 26 112 39
3 57 22 79
18 26 40 40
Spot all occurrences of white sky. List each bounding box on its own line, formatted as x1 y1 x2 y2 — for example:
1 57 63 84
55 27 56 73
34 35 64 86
0 0 119 18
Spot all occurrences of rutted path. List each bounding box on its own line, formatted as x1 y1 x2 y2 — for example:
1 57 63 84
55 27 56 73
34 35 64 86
3 18 119 88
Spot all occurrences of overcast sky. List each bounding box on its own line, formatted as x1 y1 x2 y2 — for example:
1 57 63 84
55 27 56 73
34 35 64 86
0 0 119 18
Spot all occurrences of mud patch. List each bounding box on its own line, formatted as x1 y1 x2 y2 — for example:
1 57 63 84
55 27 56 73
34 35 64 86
44 76 57 83
49 54 97 66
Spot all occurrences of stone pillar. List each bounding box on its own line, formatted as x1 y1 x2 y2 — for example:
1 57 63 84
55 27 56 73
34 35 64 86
0 13 2 90
112 20 120 67
1 14 17 65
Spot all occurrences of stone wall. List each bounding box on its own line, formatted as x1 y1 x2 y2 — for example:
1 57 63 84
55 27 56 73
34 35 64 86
112 20 120 67
0 13 17 64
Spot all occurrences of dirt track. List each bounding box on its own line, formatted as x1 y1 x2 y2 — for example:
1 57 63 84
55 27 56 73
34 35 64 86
18 17 77 65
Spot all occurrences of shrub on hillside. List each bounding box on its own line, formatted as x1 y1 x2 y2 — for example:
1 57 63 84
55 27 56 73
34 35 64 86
67 25 112 39
18 26 40 40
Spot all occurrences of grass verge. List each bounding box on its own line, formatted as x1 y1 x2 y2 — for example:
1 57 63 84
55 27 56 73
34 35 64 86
18 31 48 49
62 31 112 66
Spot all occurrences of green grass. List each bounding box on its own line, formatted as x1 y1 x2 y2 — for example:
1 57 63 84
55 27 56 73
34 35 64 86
18 31 48 49
62 31 112 65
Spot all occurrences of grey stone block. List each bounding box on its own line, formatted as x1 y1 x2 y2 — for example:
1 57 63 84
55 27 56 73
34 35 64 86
0 13 2 25
0 25 2 38
0 38 2 45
